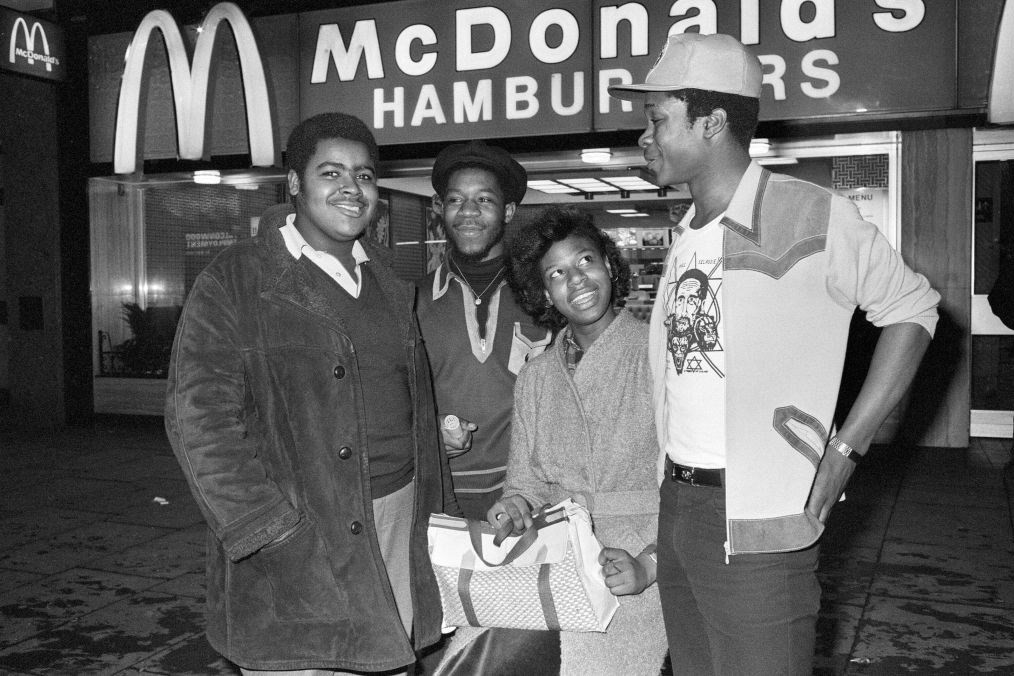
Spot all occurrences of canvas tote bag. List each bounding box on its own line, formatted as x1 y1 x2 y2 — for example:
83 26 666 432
427 498 620 632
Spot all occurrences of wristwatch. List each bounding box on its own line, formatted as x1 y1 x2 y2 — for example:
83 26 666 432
828 435 861 464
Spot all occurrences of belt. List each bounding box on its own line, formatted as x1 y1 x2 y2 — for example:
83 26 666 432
665 457 724 487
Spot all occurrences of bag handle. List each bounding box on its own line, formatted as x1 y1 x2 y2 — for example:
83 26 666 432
465 505 567 567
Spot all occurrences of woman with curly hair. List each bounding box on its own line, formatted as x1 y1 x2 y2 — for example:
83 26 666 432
437 207 667 675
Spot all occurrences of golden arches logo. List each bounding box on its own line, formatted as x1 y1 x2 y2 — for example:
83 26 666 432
113 1 276 174
8 16 52 71
988 0 1013 124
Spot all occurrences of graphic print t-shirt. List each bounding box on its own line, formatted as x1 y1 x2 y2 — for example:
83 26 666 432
663 214 727 469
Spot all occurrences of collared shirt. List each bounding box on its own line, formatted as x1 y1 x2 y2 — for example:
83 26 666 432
279 213 370 298
563 328 585 373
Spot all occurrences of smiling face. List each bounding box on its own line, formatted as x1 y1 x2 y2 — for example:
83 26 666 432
541 234 616 346
287 137 378 259
435 166 515 263
638 92 706 190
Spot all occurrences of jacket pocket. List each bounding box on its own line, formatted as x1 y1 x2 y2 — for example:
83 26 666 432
772 405 827 470
507 322 552 375
255 518 348 622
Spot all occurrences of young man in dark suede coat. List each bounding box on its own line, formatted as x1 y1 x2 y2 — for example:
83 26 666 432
165 113 453 674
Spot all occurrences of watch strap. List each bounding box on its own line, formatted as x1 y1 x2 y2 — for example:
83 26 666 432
828 435 861 464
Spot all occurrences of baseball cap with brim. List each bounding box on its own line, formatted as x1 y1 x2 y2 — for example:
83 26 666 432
431 140 528 205
609 33 762 100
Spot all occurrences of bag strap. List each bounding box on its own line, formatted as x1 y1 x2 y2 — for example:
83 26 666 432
455 561 560 630
465 506 568 567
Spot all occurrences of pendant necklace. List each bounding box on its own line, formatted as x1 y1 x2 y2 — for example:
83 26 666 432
449 257 505 306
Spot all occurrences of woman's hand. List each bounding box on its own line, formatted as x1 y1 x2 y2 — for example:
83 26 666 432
599 547 654 596
486 495 533 540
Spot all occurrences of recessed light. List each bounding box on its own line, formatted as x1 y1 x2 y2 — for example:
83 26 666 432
193 169 221 185
749 138 770 156
580 148 612 164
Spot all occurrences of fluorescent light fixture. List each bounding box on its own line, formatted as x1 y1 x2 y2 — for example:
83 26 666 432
756 157 799 166
234 183 260 191
560 178 615 192
580 148 612 164
620 212 650 217
602 176 657 190
606 208 638 214
193 169 221 185
527 179 580 194
528 174 662 195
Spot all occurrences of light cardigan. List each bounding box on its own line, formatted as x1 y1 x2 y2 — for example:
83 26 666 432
504 309 666 675
649 161 940 556
507 310 659 533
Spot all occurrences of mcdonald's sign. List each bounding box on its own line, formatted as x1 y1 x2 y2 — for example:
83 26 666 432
113 2 277 174
0 7 65 82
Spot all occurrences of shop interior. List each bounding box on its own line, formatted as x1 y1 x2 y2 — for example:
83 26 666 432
88 132 900 414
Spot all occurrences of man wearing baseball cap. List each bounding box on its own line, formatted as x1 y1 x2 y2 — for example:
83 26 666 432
610 33 940 674
417 140 552 521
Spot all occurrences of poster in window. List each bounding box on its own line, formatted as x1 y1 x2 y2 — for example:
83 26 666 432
843 188 890 242
367 198 391 247
426 206 446 273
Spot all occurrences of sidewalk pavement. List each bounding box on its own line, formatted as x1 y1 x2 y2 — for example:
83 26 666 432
0 416 1012 675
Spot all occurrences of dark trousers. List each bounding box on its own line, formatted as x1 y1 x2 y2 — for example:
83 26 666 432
657 479 821 676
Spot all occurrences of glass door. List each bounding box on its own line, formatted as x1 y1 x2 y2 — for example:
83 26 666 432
971 129 1014 438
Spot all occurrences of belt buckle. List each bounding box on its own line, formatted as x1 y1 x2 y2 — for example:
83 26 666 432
679 467 698 486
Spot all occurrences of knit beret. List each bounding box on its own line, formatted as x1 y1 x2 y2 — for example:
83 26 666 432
431 140 527 204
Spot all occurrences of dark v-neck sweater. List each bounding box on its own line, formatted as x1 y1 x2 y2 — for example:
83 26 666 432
312 261 415 497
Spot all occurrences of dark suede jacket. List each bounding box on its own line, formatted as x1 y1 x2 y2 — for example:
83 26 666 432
164 203 450 671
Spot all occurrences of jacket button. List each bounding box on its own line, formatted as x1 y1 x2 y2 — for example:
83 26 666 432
338 446 352 460
350 521 363 535
333 365 346 379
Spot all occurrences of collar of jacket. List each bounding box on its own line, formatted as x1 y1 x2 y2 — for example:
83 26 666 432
429 255 508 302
254 203 413 342
718 160 770 247
671 161 771 246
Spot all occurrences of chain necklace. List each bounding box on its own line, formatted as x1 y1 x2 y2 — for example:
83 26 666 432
448 257 505 306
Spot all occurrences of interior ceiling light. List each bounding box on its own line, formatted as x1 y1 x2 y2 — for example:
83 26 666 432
580 148 612 164
193 169 221 185
527 171 662 196
620 212 650 217
602 176 658 191
748 138 771 156
757 157 799 166
560 178 616 192
607 208 638 214
527 179 580 194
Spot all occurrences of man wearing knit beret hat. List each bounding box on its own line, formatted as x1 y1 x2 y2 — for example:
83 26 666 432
418 140 551 522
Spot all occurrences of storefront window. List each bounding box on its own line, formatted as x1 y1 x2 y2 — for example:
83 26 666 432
89 173 431 414
90 175 286 382
971 134 1014 437
88 133 901 414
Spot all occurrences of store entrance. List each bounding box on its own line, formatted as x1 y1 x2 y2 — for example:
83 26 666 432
971 131 1014 439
